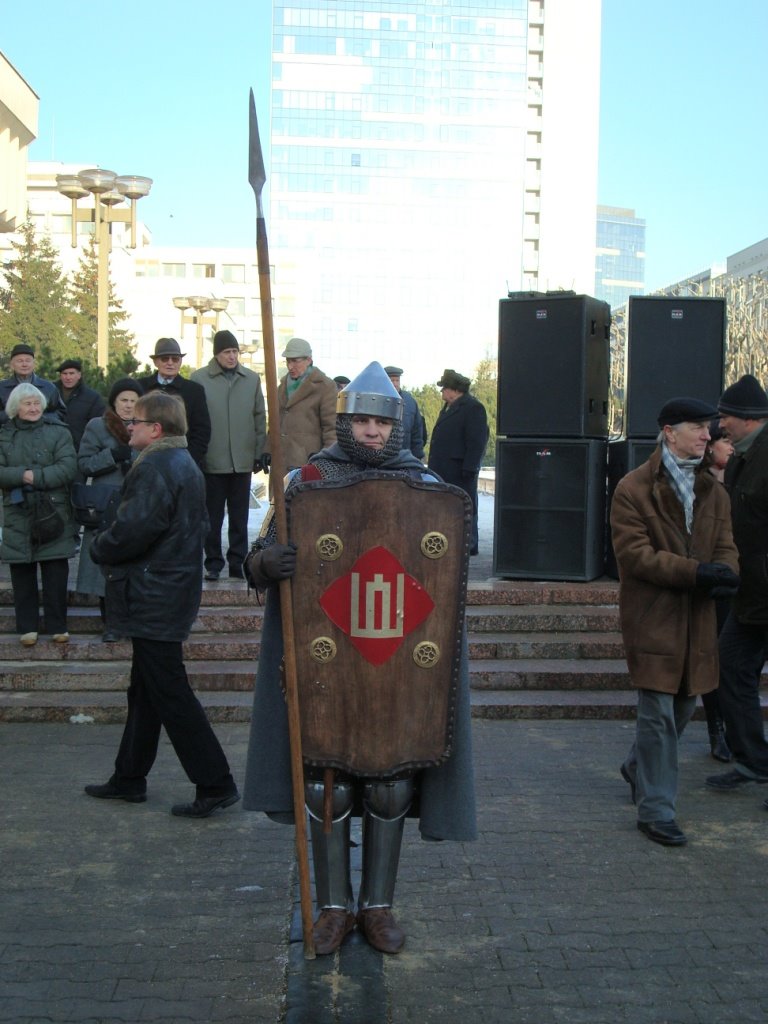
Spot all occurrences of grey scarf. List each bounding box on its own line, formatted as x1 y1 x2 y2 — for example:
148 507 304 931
660 442 701 533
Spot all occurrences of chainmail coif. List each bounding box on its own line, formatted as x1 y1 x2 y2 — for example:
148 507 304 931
310 414 405 478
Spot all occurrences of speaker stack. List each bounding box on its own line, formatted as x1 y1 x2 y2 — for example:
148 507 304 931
494 293 611 581
605 295 727 578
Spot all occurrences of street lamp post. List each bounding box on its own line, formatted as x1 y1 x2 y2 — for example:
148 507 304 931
172 296 229 367
56 169 152 370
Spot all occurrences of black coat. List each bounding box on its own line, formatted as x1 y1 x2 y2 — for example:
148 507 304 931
56 381 106 449
724 425 768 624
90 445 208 641
137 374 211 467
427 392 489 488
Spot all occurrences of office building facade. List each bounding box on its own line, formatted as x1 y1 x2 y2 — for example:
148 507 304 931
269 0 602 383
594 204 645 310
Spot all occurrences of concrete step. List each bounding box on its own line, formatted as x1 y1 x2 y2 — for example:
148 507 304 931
467 632 626 660
465 605 618 633
6 687 767 726
0 605 265 635
0 660 256 691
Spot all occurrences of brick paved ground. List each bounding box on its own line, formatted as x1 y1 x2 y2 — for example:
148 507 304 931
3 719 768 1023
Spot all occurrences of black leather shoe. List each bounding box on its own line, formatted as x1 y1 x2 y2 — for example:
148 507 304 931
85 782 146 803
620 763 636 804
637 820 687 846
204 569 220 581
101 630 122 643
228 566 245 579
709 728 732 763
171 791 240 818
706 769 768 790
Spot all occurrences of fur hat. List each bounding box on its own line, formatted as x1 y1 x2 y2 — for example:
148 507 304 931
108 378 143 409
437 368 470 392
717 374 768 419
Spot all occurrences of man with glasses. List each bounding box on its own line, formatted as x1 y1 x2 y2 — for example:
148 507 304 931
85 391 239 817
138 338 210 467
265 337 337 470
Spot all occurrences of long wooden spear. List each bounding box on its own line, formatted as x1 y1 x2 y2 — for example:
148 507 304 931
248 88 315 960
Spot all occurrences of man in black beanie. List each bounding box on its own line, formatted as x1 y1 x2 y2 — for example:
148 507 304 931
705 374 768 799
191 330 266 580
55 359 106 450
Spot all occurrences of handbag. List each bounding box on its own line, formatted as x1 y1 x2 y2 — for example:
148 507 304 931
70 482 120 529
30 491 65 544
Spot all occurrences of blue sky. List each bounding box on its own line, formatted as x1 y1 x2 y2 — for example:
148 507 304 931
3 1 767 293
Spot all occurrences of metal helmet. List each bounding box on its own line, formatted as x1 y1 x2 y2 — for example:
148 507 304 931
336 361 403 421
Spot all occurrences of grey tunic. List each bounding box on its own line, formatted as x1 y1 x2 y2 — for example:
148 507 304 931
242 446 477 842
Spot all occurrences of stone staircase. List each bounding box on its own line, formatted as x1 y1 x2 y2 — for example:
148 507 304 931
3 574 765 724
0 577 644 723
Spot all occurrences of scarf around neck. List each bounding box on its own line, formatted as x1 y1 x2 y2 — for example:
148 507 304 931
660 442 701 533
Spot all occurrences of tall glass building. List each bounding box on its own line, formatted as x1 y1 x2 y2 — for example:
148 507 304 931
594 205 646 310
269 1 601 383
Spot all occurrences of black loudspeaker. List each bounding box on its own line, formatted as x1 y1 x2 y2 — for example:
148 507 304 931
604 439 658 579
493 438 608 581
497 293 611 438
626 296 726 437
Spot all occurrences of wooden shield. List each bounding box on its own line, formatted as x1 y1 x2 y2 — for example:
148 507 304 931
286 473 471 777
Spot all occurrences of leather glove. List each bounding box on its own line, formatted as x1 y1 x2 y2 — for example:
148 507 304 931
246 542 297 588
112 444 133 464
695 562 740 592
254 452 271 474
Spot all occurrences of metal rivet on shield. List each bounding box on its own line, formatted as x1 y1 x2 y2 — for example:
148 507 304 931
316 534 343 560
311 636 337 663
420 532 448 559
412 641 440 668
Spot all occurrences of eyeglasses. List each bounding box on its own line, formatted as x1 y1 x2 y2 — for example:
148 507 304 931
128 418 155 426
156 355 182 363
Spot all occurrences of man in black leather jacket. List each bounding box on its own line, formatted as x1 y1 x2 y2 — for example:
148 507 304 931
85 391 239 817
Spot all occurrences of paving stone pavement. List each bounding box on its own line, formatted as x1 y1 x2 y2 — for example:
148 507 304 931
3 719 768 1023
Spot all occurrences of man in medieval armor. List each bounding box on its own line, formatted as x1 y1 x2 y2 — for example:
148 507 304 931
243 361 476 955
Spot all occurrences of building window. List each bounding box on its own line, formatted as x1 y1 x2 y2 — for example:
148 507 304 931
192 263 216 279
222 264 245 283
162 263 186 277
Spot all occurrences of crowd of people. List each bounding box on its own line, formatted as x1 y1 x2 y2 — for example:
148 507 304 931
4 330 768 952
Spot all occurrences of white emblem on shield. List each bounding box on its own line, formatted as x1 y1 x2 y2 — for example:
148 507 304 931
350 572 405 639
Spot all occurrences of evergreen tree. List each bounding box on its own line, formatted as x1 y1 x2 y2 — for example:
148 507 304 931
68 235 137 387
0 218 73 374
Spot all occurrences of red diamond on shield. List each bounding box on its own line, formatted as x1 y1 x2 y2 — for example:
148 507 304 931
319 546 435 666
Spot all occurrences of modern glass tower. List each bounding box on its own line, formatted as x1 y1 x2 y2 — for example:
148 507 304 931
595 205 646 310
268 1 601 383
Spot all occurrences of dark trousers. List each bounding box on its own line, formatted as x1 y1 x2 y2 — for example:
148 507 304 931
111 637 235 798
203 472 251 574
10 559 69 634
717 611 768 776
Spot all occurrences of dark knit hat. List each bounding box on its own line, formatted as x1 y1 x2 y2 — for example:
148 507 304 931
9 343 35 358
213 329 239 355
333 375 351 388
152 337 185 359
57 358 82 373
437 368 470 392
108 378 143 410
657 397 718 427
717 374 768 419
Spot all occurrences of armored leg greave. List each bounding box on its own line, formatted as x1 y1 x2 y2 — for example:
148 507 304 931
358 777 414 910
305 778 354 911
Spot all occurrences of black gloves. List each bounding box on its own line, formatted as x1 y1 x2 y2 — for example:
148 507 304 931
695 562 740 597
254 453 271 474
112 444 132 464
245 542 297 588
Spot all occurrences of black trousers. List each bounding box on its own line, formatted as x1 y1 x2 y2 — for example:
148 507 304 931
203 472 251 574
10 559 69 634
717 611 768 776
111 637 235 798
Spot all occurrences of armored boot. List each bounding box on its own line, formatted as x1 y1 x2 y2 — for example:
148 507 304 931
357 777 413 954
305 778 355 955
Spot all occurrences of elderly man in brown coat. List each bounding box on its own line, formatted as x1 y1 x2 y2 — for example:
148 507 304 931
611 397 739 847
266 337 337 469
